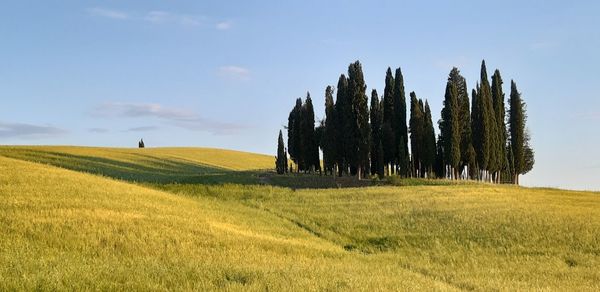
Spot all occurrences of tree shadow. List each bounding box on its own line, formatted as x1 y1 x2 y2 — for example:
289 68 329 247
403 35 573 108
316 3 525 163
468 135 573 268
0 148 263 185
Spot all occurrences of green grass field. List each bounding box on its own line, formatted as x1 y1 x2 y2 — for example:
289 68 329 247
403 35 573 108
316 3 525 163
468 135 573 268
1 146 599 290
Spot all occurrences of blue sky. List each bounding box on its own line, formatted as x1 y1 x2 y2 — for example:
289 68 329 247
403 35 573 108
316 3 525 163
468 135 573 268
1 1 599 190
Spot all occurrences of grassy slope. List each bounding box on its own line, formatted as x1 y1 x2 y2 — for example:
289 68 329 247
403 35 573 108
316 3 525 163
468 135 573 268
0 146 274 171
1 146 600 290
0 146 273 184
0 156 449 291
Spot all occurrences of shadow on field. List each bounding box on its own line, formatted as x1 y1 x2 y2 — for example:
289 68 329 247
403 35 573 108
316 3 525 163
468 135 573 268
261 173 381 189
0 148 264 185
0 147 459 189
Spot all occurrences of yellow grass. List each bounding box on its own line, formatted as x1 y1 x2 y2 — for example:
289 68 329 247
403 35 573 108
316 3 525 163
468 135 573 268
1 146 599 290
0 156 451 290
0 145 274 171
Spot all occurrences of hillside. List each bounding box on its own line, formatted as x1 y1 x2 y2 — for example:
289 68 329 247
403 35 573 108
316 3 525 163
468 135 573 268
0 156 447 290
1 146 599 290
0 146 273 183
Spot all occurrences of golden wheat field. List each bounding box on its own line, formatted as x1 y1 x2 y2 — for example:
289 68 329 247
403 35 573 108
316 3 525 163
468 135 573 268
1 146 599 291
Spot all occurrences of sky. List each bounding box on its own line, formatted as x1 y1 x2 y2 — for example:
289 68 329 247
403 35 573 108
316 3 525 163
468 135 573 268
1 1 599 191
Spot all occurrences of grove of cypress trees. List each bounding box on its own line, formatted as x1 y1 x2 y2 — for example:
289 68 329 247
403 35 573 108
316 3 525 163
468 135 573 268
394 68 409 177
279 60 534 184
348 61 371 179
370 89 383 176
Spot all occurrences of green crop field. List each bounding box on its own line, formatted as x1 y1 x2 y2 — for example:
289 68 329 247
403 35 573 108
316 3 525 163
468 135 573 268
1 146 599 290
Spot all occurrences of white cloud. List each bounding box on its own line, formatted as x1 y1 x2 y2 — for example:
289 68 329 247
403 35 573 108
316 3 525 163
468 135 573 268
0 122 67 139
87 8 206 27
124 126 159 132
93 102 196 120
92 102 244 135
216 20 233 30
218 66 250 80
143 11 203 26
88 7 129 20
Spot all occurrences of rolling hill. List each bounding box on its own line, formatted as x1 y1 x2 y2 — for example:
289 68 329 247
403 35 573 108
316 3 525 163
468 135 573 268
1 146 599 290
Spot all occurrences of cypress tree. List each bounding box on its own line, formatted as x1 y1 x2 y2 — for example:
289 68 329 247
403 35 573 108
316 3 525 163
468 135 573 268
409 92 424 177
323 86 336 175
276 130 287 174
394 68 409 177
481 61 497 182
301 92 320 173
471 86 482 179
423 100 437 177
334 74 351 176
508 80 532 184
287 98 303 172
472 60 494 181
382 68 396 173
370 89 383 176
348 61 370 179
440 70 461 179
491 69 507 183
449 68 474 179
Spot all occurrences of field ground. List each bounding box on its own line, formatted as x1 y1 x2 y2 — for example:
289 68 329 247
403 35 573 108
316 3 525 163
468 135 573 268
1 146 599 290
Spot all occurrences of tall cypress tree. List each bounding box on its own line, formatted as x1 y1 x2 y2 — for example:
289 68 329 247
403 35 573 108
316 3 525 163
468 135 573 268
301 92 320 173
440 70 461 179
481 61 497 181
423 100 437 177
449 68 474 178
472 85 484 179
382 67 396 173
394 68 409 176
323 86 336 175
335 74 351 176
370 89 383 176
409 92 424 177
276 130 287 174
491 69 507 183
348 61 370 179
508 80 529 184
287 98 303 172
472 60 494 181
